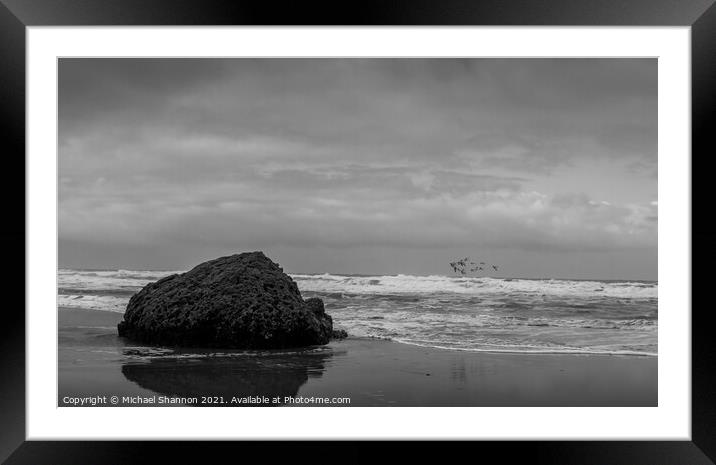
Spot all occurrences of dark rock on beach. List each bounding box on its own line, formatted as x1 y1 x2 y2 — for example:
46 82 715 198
331 329 348 339
117 251 339 349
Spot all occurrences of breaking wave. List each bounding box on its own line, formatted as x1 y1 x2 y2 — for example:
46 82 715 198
58 269 658 356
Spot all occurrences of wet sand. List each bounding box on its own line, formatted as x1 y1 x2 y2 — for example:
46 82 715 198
59 308 657 406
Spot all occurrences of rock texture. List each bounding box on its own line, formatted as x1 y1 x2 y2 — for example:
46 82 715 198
117 252 339 349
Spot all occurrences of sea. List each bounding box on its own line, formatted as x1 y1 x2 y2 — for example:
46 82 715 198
58 269 658 356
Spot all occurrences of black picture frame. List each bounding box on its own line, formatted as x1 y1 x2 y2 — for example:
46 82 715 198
2 0 713 463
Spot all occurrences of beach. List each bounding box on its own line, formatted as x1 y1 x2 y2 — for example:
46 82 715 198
59 307 657 407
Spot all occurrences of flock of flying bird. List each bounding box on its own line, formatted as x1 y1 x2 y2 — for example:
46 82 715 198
449 257 499 275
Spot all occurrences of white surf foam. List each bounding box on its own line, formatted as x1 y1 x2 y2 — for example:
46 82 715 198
291 273 657 299
57 268 658 355
58 293 130 313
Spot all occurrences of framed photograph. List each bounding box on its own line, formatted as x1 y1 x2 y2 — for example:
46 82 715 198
5 0 713 462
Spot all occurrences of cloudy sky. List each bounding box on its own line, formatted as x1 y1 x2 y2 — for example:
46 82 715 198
59 58 657 279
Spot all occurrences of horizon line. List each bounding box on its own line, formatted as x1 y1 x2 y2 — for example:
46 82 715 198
58 266 658 283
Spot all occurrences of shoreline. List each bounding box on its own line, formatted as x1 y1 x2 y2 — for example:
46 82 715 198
59 307 657 406
58 307 656 358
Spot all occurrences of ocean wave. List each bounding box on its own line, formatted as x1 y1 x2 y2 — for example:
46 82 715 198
291 273 657 299
58 287 137 297
57 268 658 356
58 294 129 313
59 268 657 299
58 269 180 292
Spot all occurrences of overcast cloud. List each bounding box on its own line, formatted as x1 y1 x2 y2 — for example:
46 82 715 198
59 59 657 279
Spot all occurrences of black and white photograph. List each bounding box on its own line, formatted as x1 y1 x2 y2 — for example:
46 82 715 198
57 58 658 407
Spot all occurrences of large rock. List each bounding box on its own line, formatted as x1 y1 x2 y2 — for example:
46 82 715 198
117 252 337 349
